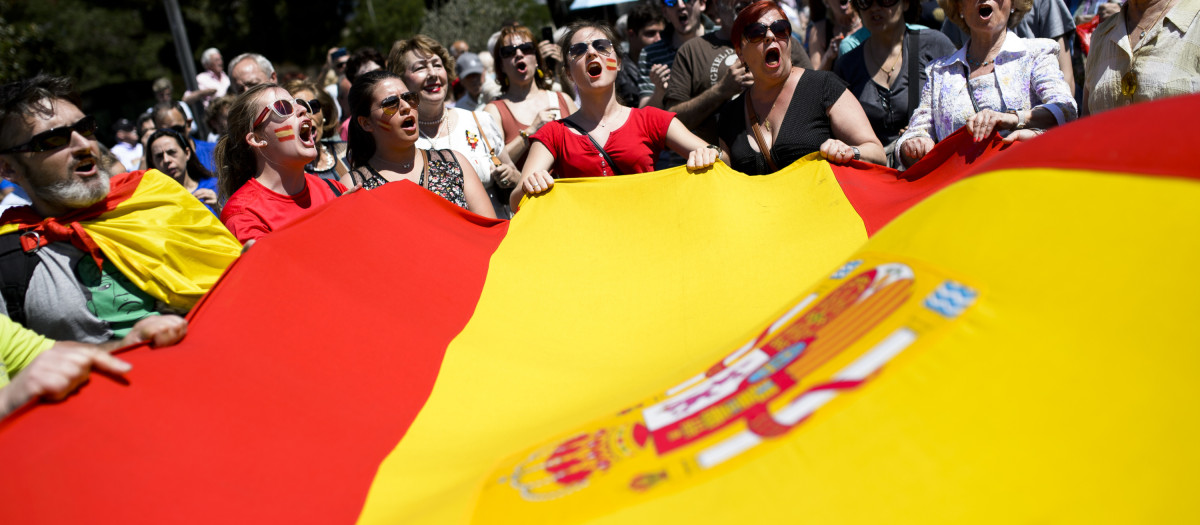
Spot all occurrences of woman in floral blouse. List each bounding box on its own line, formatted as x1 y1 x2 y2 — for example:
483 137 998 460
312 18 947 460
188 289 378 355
894 0 1077 168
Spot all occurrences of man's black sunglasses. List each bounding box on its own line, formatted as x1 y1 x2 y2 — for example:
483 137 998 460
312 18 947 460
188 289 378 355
499 42 536 58
0 116 97 154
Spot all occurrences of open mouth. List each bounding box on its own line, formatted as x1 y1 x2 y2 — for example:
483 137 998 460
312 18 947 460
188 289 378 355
978 4 994 19
515 61 529 74
400 115 417 131
764 48 782 67
587 61 603 77
423 82 442 94
298 119 316 147
73 154 97 176
677 13 690 26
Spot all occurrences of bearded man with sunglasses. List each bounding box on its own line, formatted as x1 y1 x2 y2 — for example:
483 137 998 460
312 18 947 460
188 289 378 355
0 75 241 343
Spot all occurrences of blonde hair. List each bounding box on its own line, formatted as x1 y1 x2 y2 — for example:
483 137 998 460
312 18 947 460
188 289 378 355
387 35 457 83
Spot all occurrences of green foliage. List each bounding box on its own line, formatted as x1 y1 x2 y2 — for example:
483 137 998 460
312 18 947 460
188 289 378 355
419 0 553 53
0 0 170 90
343 0 426 54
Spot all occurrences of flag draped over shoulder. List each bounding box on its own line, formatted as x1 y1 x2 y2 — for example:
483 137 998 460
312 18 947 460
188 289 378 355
0 96 1197 524
0 170 241 310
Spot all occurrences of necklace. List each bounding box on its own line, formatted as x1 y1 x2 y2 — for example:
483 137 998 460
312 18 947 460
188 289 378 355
867 39 903 84
419 108 447 142
418 107 446 126
1122 0 1175 95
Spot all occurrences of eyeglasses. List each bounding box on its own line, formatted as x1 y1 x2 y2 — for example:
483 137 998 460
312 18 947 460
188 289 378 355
303 98 323 115
662 0 691 7
499 42 536 58
568 39 614 59
253 98 313 128
743 19 792 43
379 92 420 116
852 0 900 9
0 116 96 154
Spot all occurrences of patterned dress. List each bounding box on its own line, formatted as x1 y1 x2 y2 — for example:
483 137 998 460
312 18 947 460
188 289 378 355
351 149 468 209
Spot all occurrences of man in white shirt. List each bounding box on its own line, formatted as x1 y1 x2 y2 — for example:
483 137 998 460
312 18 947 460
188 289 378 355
109 118 142 171
192 47 230 108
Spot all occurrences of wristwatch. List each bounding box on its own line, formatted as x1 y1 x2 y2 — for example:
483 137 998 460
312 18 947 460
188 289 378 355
850 146 861 161
1007 109 1027 130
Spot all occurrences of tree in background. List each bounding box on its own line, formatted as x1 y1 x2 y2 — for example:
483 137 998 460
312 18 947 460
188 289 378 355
418 0 553 53
344 0 425 53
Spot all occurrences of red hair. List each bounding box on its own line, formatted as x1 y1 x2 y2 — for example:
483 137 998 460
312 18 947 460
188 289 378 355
732 1 789 52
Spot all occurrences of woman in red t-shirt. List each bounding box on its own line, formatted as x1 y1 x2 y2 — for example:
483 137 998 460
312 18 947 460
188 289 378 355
216 84 347 245
510 21 722 211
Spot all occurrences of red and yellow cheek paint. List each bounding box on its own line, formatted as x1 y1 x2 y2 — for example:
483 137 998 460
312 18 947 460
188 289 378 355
274 126 295 142
377 121 394 132
604 57 619 71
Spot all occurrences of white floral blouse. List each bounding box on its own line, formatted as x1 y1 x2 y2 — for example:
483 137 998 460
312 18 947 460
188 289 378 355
896 31 1077 155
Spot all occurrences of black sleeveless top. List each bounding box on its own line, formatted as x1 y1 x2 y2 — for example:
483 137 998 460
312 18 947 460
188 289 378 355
351 149 468 209
717 70 848 175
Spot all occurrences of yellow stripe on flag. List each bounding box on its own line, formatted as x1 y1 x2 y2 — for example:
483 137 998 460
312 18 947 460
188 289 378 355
359 165 1200 523
357 160 869 523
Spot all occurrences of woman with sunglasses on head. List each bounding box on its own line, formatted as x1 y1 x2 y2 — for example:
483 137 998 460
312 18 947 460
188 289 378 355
145 128 220 215
283 79 349 183
341 71 496 218
216 84 347 245
717 2 884 174
511 21 721 209
387 35 519 219
833 0 955 166
483 24 578 173
893 0 1076 169
809 0 863 70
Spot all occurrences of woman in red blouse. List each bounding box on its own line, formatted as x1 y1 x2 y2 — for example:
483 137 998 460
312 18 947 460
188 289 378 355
510 21 722 211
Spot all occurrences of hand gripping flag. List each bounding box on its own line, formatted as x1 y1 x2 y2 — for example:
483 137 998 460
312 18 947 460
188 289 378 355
0 96 1197 524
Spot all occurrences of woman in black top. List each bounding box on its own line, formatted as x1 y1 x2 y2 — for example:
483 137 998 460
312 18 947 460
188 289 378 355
833 0 955 164
718 1 884 175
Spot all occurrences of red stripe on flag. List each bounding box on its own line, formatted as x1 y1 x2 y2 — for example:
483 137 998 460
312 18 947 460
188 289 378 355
0 182 508 524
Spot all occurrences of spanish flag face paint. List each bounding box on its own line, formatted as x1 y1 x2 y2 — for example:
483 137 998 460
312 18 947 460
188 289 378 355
604 57 619 71
274 126 295 142
377 121 393 132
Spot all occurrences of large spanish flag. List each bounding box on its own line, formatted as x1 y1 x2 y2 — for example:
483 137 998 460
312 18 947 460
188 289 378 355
0 95 1197 523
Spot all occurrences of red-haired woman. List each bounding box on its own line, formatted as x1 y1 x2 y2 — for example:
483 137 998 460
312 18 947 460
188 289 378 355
717 0 884 174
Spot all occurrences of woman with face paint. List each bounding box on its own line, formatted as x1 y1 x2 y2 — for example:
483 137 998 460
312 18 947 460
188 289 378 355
342 70 496 218
216 84 348 245
510 21 721 211
145 127 220 215
388 35 519 219
717 1 885 173
893 0 1077 168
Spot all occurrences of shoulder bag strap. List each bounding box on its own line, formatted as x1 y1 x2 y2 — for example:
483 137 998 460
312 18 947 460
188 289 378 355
469 111 503 167
744 92 780 172
322 177 343 197
561 118 624 176
906 29 922 122
0 232 41 326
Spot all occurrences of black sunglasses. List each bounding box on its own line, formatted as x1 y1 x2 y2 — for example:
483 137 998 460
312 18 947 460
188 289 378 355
663 0 692 6
743 19 792 43
379 92 420 116
303 98 323 115
568 38 614 59
499 42 536 58
852 0 900 9
0 116 96 154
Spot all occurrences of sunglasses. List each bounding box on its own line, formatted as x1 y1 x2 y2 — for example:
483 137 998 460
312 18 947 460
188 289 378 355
303 98 323 115
379 92 420 116
499 42 536 58
253 98 313 128
0 116 96 154
743 19 792 43
568 38 614 59
662 0 691 7
852 0 900 9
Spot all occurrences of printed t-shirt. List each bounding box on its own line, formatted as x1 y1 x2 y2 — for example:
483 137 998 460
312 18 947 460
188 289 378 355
221 173 346 244
530 106 675 178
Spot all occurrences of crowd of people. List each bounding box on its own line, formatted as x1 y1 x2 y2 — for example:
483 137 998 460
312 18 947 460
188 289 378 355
0 0 1195 416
